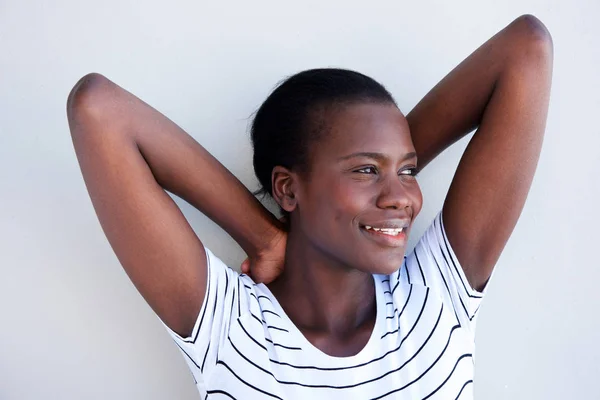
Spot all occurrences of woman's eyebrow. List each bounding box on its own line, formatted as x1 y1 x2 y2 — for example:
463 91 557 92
338 151 417 163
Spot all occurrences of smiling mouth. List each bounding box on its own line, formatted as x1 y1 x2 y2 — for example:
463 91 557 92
361 225 405 236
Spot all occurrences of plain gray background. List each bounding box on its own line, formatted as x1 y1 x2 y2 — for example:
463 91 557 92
1 0 598 398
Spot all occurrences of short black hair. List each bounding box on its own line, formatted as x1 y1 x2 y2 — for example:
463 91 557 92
251 68 396 200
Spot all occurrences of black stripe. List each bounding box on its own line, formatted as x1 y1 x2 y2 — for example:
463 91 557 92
414 248 427 285
336 303 449 387
228 335 275 373
263 309 281 318
454 380 473 400
226 335 278 384
241 315 300 350
470 304 482 321
173 340 201 370
265 337 302 350
239 285 419 372
224 268 229 298
227 336 345 388
267 325 290 333
226 284 236 360
250 313 265 326
206 390 236 399
370 332 468 399
397 284 413 318
248 292 277 313
381 287 427 339
431 218 472 318
391 278 400 294
196 252 213 343
227 271 234 322
229 331 388 389
237 278 241 316
237 318 267 351
250 313 290 333
392 270 402 293
425 243 462 325
201 282 219 372
422 354 474 399
386 273 412 319
216 360 283 399
437 214 483 299
248 312 289 332
227 302 453 390
249 293 277 307
182 251 212 344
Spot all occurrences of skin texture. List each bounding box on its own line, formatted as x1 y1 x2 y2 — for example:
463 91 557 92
67 15 553 357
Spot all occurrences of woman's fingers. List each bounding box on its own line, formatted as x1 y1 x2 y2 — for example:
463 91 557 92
240 258 251 274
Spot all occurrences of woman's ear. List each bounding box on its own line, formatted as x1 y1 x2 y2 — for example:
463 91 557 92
272 166 298 213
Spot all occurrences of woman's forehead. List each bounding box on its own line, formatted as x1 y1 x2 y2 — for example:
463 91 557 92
317 103 414 159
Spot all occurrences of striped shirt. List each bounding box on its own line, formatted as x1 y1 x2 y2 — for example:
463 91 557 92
161 211 486 399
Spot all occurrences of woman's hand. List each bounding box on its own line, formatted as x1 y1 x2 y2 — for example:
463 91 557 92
241 223 287 284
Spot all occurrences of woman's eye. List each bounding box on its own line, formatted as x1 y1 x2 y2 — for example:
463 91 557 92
356 166 377 174
399 168 418 177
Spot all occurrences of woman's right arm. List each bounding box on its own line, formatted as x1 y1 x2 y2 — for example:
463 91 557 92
67 73 281 338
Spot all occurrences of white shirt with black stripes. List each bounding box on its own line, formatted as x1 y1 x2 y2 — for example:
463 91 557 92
160 211 486 399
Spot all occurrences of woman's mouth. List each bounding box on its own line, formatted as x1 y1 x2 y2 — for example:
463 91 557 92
359 224 408 247
362 225 404 236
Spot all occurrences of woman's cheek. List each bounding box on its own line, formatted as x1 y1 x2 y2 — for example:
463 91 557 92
410 184 424 216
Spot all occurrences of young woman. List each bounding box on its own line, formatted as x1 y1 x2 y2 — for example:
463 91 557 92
67 15 553 399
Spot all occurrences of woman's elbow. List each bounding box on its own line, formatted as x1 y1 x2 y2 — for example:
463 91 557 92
66 73 113 127
513 14 554 57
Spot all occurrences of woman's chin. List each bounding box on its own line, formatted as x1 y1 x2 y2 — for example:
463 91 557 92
355 255 405 276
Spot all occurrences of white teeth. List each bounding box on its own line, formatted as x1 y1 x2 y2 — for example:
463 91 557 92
363 226 404 236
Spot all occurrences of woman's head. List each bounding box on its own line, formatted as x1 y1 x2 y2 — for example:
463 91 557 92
251 68 422 274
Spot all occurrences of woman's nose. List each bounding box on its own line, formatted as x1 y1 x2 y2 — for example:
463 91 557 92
375 178 411 210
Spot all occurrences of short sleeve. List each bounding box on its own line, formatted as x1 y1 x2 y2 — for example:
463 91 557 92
159 247 246 393
400 211 487 332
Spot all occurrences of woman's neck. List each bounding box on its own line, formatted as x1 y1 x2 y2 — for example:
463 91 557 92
267 230 377 339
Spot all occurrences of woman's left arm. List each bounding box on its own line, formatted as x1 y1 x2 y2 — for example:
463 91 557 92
407 15 553 291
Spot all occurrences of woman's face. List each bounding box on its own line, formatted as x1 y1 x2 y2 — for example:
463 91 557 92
293 102 423 275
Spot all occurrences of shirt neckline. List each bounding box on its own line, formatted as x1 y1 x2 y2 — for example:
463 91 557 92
258 274 384 364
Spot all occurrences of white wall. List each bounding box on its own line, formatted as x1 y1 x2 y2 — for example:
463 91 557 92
1 0 598 398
